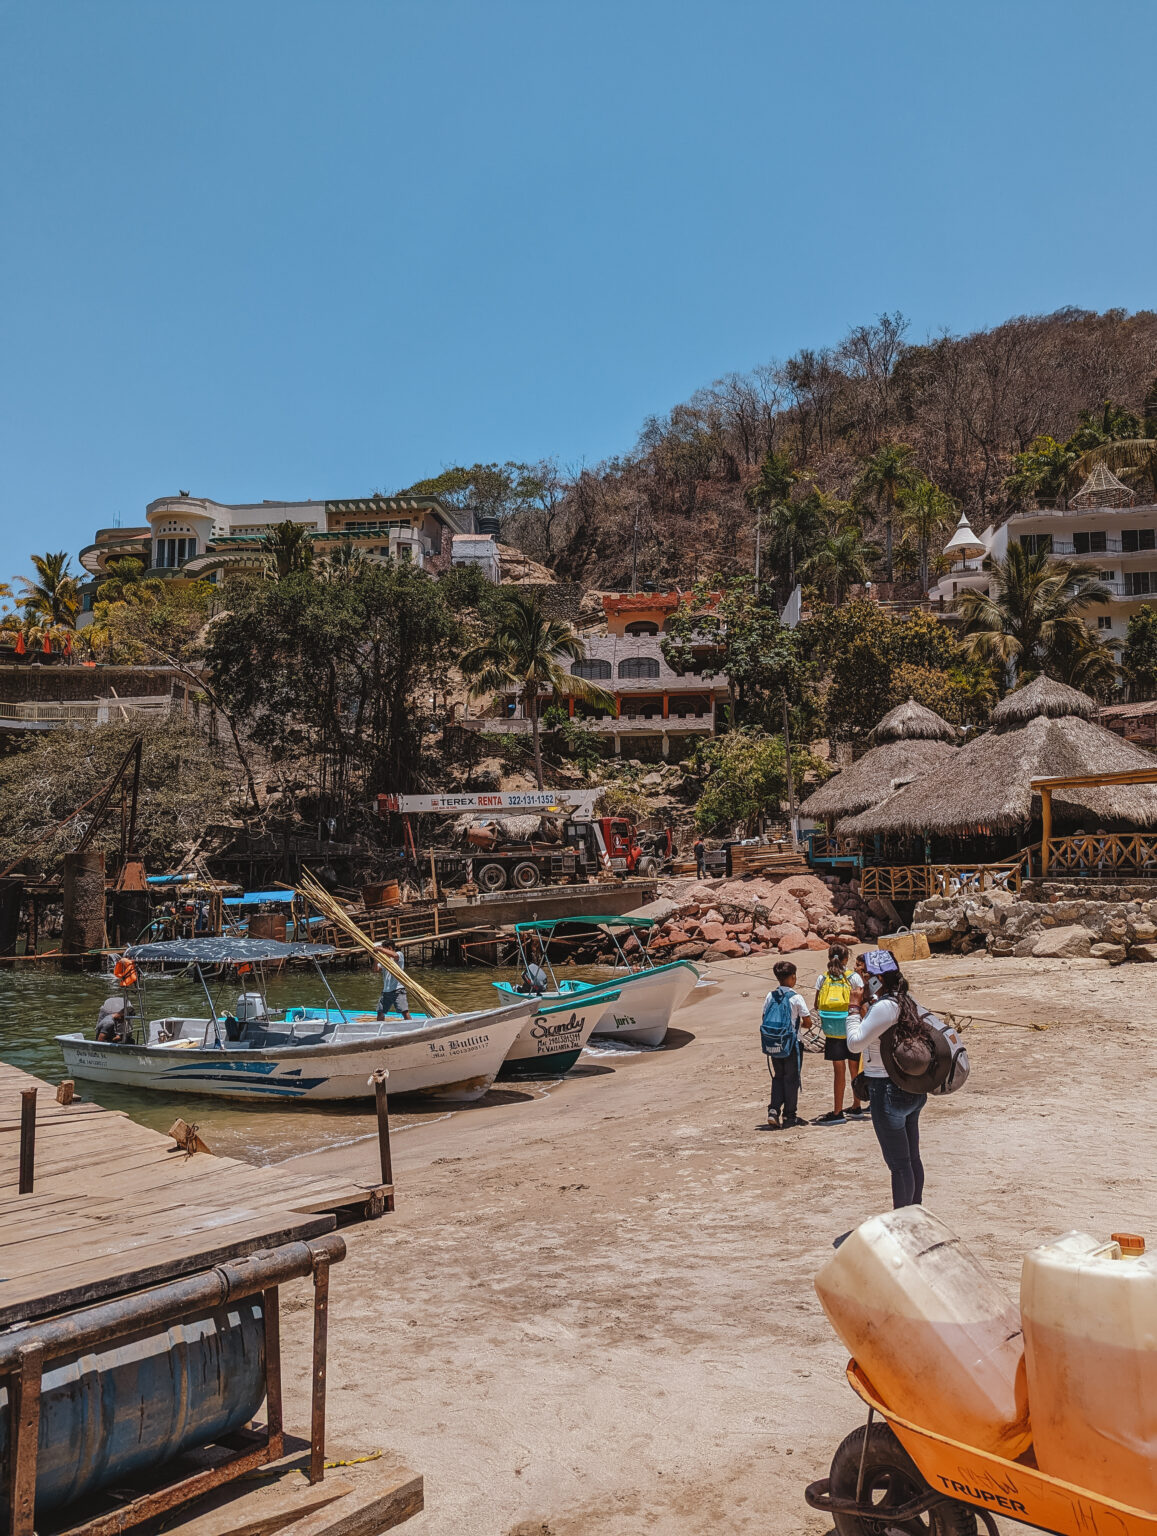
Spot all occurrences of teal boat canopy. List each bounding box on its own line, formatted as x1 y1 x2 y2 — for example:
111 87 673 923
513 915 655 933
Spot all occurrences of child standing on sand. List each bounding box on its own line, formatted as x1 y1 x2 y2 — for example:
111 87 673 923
762 959 818 1130
812 943 866 1125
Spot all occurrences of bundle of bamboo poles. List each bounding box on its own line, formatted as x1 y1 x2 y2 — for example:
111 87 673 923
295 869 452 1017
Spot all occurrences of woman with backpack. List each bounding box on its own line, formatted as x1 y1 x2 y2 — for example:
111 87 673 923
761 959 817 1130
846 950 969 1208
812 944 866 1126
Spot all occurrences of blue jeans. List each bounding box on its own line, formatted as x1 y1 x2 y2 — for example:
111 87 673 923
868 1078 927 1208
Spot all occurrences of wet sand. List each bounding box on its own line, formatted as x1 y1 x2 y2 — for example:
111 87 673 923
267 950 1157 1534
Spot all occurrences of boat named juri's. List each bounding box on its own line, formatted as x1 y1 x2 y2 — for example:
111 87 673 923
493 915 700 1047
58 938 533 1103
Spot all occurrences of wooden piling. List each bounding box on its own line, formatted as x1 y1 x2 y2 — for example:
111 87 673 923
373 1069 395 1212
18 1088 36 1194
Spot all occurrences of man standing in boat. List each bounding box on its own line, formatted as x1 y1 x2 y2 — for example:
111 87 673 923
375 943 412 1021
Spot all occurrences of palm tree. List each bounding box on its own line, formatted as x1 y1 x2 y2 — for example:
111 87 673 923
317 539 369 582
262 520 314 579
1071 438 1157 499
764 492 828 590
19 552 80 628
956 545 1111 682
1004 436 1081 508
801 529 873 604
900 478 956 592
855 443 918 581
459 591 614 788
97 558 165 606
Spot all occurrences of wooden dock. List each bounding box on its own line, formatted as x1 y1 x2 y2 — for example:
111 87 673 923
0 1060 389 1327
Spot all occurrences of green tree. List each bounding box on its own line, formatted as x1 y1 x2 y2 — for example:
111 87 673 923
800 528 873 603
262 520 315 579
19 551 80 627
1004 435 1080 508
207 563 465 802
900 478 955 591
458 590 613 788
956 544 1112 684
1122 606 1157 700
316 540 369 582
396 461 549 530
854 442 918 581
96 558 165 606
798 599 965 741
661 579 808 734
691 728 825 835
1067 399 1143 452
762 491 828 590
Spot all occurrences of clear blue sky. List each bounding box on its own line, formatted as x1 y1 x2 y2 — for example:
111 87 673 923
2 0 1155 582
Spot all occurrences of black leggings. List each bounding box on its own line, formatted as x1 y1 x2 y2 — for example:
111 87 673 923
868 1078 927 1207
768 1047 801 1118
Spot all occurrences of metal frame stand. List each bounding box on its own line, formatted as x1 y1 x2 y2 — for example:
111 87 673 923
5 1234 345 1536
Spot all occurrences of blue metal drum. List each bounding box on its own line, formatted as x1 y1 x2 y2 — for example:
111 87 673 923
0 1300 266 1511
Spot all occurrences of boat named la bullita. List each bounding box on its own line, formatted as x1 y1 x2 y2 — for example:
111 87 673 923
57 938 534 1103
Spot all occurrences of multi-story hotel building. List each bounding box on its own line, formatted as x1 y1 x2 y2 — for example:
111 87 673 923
78 490 482 616
928 465 1157 653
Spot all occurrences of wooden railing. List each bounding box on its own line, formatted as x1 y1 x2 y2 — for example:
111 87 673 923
806 833 861 862
1043 833 1157 878
860 857 1027 901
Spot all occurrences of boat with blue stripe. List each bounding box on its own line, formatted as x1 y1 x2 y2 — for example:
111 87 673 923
57 938 533 1103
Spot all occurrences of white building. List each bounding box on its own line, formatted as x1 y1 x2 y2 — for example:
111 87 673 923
79 491 471 596
927 466 1157 652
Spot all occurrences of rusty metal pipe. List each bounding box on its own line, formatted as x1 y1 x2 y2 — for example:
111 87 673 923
0 1234 345 1371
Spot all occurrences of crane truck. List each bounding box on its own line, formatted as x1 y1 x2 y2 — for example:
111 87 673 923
376 790 670 891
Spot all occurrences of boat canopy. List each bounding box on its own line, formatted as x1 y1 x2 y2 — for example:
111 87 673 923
513 915 655 933
222 890 297 906
124 938 336 963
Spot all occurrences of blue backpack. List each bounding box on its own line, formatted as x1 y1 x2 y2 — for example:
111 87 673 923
760 987 798 1058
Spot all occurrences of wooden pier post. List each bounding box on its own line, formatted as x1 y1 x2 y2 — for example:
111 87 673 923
18 1088 36 1194
373 1069 395 1212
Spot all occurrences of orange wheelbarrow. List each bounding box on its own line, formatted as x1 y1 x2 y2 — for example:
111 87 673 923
805 1360 1157 1536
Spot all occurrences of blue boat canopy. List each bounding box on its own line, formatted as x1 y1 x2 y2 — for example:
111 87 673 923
222 890 296 906
124 938 335 963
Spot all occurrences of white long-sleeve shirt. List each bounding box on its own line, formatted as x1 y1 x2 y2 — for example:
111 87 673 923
845 996 899 1078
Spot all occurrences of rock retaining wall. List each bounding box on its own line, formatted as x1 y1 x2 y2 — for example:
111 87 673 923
912 888 1157 964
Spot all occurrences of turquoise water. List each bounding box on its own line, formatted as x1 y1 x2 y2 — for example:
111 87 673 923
0 962 616 1163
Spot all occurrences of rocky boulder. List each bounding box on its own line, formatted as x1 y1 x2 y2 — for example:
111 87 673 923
1031 925 1093 960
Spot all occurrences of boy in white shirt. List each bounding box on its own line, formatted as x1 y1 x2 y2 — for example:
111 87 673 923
765 959 818 1129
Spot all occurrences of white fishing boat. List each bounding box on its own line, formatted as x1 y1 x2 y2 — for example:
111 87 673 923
493 916 699 1048
57 938 532 1103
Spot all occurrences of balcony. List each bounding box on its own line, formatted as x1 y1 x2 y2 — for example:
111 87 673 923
0 696 176 732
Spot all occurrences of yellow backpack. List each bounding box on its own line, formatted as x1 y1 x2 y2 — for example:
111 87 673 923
816 970 852 1014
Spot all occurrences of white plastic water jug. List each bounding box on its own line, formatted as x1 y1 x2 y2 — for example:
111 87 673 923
814 1207 1031 1457
1021 1231 1157 1510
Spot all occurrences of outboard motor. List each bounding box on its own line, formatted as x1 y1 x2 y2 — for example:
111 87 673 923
234 992 268 1023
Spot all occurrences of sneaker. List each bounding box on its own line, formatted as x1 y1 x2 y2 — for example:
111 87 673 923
782 1114 808 1128
846 1104 868 1118
766 1108 781 1128
814 1110 847 1125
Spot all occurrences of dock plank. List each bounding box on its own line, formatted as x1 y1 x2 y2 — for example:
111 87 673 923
0 1063 388 1323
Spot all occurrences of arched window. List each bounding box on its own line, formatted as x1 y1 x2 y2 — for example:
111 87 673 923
624 620 659 636
572 658 612 680
618 657 660 679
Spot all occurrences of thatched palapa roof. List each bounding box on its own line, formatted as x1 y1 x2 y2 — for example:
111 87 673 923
873 699 959 744
990 675 1098 727
840 679 1157 837
799 700 957 820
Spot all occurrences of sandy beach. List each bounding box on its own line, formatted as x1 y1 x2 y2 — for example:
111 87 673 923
277 949 1157 1534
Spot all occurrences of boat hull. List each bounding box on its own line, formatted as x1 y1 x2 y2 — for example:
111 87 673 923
494 962 699 1047
584 961 700 1045
496 985 620 1080
56 1003 531 1103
